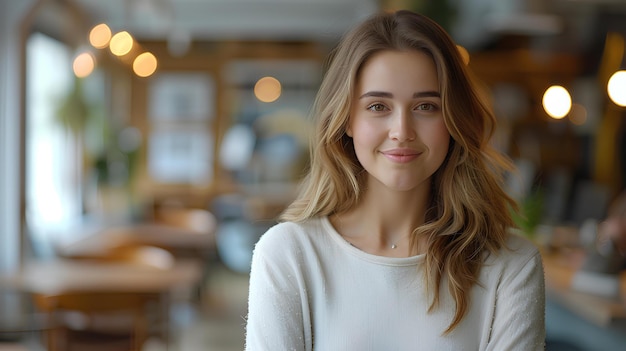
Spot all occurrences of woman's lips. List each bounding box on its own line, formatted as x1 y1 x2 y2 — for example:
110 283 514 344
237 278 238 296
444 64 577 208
380 149 422 163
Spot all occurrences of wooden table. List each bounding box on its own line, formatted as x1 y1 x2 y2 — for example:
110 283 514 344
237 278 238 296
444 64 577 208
0 259 202 295
56 223 215 261
542 248 626 327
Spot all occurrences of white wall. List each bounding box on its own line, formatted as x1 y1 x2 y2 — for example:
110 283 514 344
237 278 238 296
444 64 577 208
0 0 36 272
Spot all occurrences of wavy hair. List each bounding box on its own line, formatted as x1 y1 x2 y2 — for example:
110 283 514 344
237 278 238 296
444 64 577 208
281 10 517 333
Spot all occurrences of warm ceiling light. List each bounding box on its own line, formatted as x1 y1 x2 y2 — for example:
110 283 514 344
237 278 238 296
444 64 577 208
133 52 158 77
89 23 111 49
73 52 95 78
607 70 626 107
109 31 133 56
254 76 281 103
542 85 571 119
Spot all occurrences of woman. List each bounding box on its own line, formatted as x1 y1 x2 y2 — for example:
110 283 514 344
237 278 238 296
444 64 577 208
245 10 545 350
598 191 626 258
593 190 626 271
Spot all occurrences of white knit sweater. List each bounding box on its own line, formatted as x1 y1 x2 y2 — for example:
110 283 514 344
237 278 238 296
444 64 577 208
245 217 545 350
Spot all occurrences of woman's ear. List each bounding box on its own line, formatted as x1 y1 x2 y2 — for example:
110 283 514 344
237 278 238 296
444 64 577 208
346 123 353 137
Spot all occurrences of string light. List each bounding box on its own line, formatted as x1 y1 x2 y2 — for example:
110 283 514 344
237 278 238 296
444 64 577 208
84 23 159 77
89 23 111 49
72 52 95 78
109 31 134 56
133 52 158 78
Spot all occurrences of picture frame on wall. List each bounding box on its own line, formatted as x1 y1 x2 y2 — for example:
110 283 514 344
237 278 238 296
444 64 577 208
147 72 215 183
148 126 213 184
148 72 215 122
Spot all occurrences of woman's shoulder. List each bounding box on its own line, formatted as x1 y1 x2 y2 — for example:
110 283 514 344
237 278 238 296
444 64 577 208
486 231 542 267
505 231 540 255
253 217 326 255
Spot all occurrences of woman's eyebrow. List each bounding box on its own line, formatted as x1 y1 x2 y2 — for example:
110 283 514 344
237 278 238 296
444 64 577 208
413 91 440 98
359 91 392 99
358 90 441 99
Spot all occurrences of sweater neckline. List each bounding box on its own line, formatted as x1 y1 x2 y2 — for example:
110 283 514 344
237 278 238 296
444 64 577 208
321 216 424 267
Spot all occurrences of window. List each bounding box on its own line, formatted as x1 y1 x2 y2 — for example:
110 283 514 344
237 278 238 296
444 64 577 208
25 32 81 256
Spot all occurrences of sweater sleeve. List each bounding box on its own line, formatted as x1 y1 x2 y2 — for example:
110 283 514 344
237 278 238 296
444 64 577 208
486 249 546 351
245 227 310 351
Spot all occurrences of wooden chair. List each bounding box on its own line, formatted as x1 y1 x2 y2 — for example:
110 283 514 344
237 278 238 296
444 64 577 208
33 291 158 351
104 245 175 270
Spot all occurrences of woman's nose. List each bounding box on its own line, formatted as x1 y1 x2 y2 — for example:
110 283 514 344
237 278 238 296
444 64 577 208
389 110 416 142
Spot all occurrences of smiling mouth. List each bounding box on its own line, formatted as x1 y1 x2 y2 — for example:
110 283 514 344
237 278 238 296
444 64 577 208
381 150 422 163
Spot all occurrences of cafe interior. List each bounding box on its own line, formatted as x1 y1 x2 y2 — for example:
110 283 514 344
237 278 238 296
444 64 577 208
1 0 626 350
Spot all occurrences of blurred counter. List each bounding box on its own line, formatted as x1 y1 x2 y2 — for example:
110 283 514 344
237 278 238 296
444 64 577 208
542 247 626 350
542 248 626 326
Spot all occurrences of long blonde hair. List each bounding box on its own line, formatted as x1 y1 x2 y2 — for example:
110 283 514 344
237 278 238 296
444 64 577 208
281 10 516 333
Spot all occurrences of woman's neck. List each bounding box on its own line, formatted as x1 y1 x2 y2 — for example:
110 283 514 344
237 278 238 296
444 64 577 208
330 179 431 257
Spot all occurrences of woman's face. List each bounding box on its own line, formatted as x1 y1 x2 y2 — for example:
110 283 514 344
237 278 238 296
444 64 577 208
348 50 450 192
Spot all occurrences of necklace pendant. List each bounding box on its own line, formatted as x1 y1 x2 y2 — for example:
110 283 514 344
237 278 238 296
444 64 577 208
391 244 397 249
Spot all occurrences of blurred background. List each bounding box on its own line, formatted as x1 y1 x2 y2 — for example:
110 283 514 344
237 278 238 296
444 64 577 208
1 0 625 350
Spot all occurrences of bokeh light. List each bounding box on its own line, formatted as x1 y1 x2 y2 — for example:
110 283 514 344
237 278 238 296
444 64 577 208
72 52 95 78
607 70 626 107
133 52 158 77
109 31 134 56
89 23 111 49
542 85 572 119
568 103 588 126
254 76 281 103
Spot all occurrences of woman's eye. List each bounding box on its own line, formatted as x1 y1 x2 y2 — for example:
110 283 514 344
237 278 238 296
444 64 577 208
416 103 437 111
367 103 386 112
